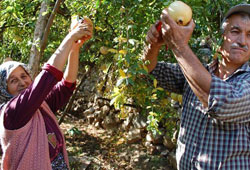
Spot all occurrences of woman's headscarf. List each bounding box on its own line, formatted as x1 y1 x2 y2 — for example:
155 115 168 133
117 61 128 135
0 61 31 109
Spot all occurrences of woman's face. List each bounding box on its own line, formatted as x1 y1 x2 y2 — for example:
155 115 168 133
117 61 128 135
7 66 32 96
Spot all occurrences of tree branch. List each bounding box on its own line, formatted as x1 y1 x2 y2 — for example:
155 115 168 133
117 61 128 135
58 67 93 125
40 0 63 56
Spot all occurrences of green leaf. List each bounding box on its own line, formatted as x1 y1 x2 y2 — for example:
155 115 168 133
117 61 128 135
110 97 116 106
116 78 125 86
95 0 100 8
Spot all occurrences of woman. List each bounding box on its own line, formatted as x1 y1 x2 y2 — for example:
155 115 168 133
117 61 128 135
0 17 93 170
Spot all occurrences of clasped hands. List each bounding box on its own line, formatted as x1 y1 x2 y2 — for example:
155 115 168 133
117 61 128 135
69 18 93 47
146 9 195 51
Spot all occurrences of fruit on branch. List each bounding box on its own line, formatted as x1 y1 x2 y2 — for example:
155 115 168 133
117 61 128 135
100 46 109 55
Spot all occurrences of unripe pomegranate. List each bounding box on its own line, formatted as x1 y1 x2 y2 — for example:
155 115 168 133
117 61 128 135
100 46 109 55
167 1 192 26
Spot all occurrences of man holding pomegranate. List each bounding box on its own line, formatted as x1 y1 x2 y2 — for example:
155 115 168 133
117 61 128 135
144 3 250 170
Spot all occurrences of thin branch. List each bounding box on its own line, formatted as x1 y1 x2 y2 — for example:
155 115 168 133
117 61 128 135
40 0 63 56
58 67 93 125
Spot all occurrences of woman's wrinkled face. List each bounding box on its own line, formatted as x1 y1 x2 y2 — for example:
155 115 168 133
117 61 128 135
7 66 32 96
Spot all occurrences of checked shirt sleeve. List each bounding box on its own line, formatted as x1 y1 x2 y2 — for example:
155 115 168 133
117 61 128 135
150 61 186 94
208 74 250 123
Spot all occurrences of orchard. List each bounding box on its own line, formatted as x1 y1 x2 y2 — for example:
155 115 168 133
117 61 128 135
0 0 249 157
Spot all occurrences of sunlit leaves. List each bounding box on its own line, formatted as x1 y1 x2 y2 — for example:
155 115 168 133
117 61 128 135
1 0 247 136
153 79 157 88
119 69 126 78
110 87 125 109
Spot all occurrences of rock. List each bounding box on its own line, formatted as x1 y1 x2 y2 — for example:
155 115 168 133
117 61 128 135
93 103 100 110
97 99 105 107
68 156 91 170
114 113 122 124
126 128 141 144
121 114 134 131
83 107 95 115
87 114 95 124
147 144 157 155
94 121 100 127
102 115 117 130
120 152 130 162
132 113 147 129
93 110 101 119
144 141 152 147
146 133 153 142
100 105 110 118
160 150 169 157
155 145 166 153
168 152 177 170
146 131 163 145
87 102 93 108
163 135 176 150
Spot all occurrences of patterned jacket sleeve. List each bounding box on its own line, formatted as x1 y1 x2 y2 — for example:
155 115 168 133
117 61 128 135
150 61 186 94
208 74 250 123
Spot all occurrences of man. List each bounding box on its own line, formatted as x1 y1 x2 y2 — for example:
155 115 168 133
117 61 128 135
144 4 250 169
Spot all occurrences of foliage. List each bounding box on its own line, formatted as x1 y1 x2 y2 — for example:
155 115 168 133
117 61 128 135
1 0 250 135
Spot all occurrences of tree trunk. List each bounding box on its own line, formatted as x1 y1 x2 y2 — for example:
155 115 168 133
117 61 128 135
29 0 63 78
40 0 63 58
29 1 49 78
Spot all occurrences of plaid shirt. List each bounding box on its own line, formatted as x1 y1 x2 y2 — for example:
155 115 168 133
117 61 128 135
151 60 250 170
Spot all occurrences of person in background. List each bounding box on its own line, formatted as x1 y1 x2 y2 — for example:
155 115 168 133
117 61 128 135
144 4 250 169
0 17 93 170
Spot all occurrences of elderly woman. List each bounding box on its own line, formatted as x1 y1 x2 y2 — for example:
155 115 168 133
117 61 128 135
0 17 93 170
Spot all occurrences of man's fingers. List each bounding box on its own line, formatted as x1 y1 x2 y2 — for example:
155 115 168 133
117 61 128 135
161 9 177 27
152 23 160 37
147 23 162 43
146 32 154 44
186 19 195 30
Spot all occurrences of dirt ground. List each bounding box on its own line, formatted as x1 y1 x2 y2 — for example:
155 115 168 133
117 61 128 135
61 116 173 170
0 115 172 169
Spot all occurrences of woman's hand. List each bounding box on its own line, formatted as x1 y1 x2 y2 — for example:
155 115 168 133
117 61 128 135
69 19 93 45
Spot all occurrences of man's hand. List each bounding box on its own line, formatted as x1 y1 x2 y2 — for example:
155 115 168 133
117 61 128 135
146 21 165 47
160 9 195 51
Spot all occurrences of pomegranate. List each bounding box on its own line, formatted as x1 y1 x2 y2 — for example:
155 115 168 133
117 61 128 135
167 1 192 26
100 46 109 55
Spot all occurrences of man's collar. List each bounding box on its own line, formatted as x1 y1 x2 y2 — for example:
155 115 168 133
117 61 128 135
207 59 250 76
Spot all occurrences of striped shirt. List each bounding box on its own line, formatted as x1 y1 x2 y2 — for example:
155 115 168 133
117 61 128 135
151 60 250 169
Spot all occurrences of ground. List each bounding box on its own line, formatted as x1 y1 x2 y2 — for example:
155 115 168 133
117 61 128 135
0 115 172 170
61 116 172 170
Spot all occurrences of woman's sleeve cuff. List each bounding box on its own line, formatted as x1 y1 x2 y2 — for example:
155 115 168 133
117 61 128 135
42 63 63 81
62 79 76 91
